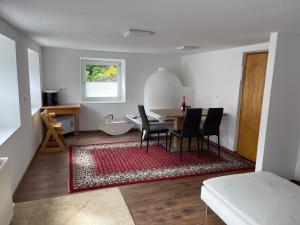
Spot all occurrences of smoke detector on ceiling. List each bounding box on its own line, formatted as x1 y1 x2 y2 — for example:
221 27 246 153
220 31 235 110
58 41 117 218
122 29 155 38
176 46 199 51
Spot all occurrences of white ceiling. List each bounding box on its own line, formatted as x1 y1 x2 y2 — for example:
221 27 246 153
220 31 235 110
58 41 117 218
1 0 300 53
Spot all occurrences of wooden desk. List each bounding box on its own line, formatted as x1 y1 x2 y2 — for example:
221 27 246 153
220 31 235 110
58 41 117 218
41 104 81 135
151 108 227 150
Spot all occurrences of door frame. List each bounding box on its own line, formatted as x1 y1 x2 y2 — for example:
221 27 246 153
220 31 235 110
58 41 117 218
233 50 269 159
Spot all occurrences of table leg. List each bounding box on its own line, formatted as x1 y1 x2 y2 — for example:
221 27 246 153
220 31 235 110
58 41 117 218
172 117 184 150
74 112 80 135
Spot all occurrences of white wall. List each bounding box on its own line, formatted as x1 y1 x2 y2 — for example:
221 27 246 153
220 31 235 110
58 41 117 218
42 47 182 130
295 146 300 180
256 32 300 180
181 43 269 150
0 18 43 192
144 67 186 112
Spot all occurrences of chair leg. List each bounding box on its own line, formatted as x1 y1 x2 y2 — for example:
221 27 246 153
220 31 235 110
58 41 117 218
140 129 143 148
158 133 160 144
218 134 220 158
40 129 52 152
207 136 210 150
169 134 172 153
201 136 204 158
180 138 183 161
146 135 149 153
205 204 210 214
197 137 200 159
188 137 191 152
50 129 65 151
55 134 66 151
165 132 168 152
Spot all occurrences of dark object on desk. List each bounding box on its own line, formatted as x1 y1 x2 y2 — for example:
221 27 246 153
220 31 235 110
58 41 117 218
138 105 169 153
43 90 59 106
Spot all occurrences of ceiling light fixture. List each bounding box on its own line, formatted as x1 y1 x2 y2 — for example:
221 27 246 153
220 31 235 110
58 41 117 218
122 29 155 38
176 46 199 51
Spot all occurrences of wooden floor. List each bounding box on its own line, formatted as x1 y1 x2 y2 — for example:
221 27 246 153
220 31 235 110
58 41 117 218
14 130 248 225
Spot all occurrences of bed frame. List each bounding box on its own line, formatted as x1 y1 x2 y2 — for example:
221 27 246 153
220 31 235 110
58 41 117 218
201 171 300 225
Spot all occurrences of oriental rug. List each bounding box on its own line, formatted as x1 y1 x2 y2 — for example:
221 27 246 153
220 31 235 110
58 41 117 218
69 141 254 192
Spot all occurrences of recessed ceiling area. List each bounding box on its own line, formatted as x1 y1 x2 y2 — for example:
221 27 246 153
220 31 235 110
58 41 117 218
1 0 300 53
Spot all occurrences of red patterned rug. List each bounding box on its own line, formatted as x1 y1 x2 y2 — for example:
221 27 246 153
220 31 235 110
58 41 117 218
69 141 254 192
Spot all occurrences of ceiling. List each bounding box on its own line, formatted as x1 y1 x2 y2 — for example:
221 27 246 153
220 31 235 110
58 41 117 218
1 0 300 53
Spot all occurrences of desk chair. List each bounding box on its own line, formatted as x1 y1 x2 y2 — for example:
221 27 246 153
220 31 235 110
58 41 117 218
40 109 66 152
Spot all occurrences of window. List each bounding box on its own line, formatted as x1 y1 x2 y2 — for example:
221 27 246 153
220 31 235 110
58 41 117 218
28 48 42 115
81 58 125 103
0 33 20 145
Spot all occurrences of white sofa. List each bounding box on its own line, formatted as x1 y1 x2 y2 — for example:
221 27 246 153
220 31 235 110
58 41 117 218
201 171 300 225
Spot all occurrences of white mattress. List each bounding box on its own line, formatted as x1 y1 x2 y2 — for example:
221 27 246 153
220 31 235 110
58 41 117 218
201 171 300 225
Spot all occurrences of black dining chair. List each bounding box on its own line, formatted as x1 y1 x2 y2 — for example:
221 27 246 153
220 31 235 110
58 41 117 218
199 108 224 158
169 108 202 160
138 105 169 153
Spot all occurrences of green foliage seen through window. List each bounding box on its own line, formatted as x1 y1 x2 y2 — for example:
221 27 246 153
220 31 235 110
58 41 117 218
85 64 119 82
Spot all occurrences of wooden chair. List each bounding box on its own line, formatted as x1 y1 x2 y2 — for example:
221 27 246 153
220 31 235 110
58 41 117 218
39 109 66 152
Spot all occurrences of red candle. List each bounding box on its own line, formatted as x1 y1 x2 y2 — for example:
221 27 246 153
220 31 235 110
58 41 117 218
181 96 186 111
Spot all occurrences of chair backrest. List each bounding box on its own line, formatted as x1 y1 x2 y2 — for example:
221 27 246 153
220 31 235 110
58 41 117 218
40 109 55 129
181 108 202 136
138 105 150 131
202 108 224 135
40 110 51 127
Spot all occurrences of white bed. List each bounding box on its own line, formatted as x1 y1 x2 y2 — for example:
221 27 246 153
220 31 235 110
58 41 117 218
201 171 300 225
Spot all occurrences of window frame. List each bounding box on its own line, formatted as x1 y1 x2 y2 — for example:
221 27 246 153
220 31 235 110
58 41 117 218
80 57 126 103
0 33 21 145
28 48 42 115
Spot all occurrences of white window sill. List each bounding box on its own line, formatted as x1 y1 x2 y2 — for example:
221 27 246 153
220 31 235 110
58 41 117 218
31 107 41 115
81 100 126 104
0 125 20 146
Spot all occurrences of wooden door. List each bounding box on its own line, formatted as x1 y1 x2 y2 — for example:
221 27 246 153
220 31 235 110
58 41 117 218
237 52 268 162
